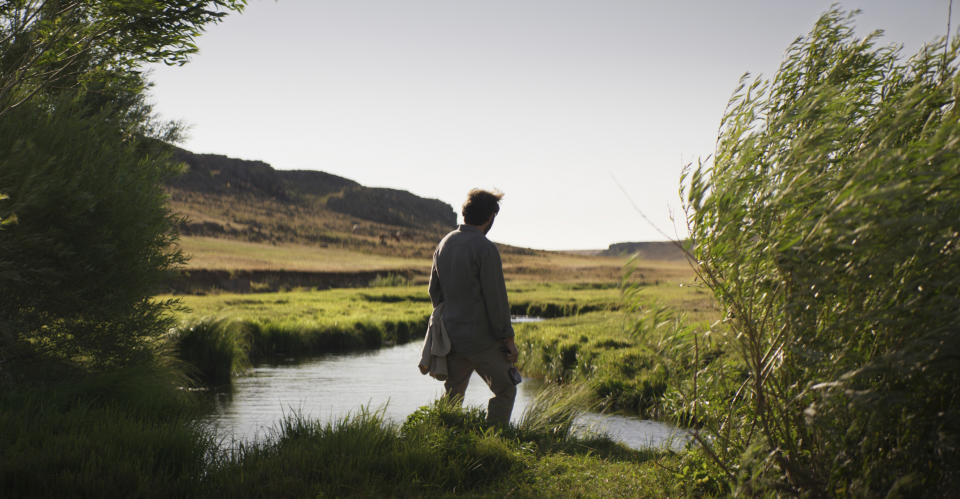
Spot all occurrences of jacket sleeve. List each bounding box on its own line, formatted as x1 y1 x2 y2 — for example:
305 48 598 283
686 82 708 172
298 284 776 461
428 250 444 307
479 243 514 340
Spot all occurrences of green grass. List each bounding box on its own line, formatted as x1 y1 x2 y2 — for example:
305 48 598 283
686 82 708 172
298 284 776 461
0 363 212 498
513 282 722 419
164 286 433 382
515 311 670 418
166 286 432 327
172 318 251 385
197 396 677 497
508 282 624 317
1 364 692 498
167 282 634 324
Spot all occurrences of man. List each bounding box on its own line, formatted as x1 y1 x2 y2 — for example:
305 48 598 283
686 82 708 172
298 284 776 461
428 188 518 425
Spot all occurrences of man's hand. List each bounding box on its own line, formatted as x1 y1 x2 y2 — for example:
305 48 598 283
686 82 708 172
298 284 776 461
502 338 519 364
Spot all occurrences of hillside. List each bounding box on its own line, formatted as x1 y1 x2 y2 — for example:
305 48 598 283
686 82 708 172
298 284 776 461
168 148 460 231
602 241 687 261
165 148 456 258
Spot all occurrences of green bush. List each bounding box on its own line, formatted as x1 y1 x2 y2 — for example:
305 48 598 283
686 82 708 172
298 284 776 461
683 8 960 495
0 0 246 369
0 99 184 367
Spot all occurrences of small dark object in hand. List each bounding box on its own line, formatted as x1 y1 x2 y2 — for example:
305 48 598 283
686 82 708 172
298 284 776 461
508 366 522 385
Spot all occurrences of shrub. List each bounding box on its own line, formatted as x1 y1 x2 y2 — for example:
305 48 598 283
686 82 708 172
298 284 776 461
0 0 245 370
0 99 184 367
682 8 960 495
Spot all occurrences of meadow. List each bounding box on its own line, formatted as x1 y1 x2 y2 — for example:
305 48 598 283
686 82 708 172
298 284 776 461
168 281 632 325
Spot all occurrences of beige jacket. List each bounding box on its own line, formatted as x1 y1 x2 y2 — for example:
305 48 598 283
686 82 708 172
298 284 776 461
418 302 451 381
428 224 514 354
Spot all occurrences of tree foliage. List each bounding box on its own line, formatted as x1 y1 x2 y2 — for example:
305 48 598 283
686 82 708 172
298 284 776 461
682 9 960 495
0 0 245 116
0 98 186 366
0 1 245 368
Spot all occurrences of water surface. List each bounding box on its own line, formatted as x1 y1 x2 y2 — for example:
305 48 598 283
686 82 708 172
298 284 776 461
203 336 688 450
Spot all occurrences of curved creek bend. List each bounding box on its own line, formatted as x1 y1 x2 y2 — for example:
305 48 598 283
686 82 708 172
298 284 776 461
202 318 689 451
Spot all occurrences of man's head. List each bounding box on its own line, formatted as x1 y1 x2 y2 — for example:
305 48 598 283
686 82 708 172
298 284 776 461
462 189 503 232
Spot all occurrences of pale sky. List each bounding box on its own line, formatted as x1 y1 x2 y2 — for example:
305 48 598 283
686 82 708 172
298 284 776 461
146 0 952 250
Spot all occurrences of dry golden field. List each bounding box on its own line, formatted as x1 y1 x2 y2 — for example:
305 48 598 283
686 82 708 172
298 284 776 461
176 235 695 287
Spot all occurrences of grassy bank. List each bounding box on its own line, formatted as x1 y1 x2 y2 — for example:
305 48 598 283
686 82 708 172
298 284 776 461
172 315 428 385
1 364 700 498
164 286 434 383
202 400 672 497
164 283 630 385
508 282 623 317
0 363 212 498
515 282 721 419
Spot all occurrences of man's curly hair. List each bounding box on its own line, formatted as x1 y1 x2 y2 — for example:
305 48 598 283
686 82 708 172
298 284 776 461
462 189 503 225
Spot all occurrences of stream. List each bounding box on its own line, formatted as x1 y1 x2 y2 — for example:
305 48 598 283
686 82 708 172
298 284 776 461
201 319 689 451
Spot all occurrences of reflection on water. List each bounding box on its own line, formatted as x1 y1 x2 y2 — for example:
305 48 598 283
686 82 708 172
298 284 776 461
202 341 689 450
510 315 544 323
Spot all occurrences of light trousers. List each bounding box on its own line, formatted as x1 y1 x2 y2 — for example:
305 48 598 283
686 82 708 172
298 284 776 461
443 343 517 425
